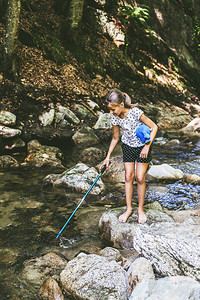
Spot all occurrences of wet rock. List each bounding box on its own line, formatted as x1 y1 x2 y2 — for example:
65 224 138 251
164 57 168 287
99 209 200 280
0 125 21 138
57 105 80 125
94 113 112 129
38 278 64 300
127 257 155 296
80 147 105 164
72 125 99 145
164 139 180 146
129 276 200 300
60 253 128 299
43 163 105 195
146 163 184 181
39 104 55 126
0 155 19 168
23 252 67 287
23 145 64 168
0 111 16 126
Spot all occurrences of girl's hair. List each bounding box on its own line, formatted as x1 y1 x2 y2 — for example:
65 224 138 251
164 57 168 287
105 88 132 108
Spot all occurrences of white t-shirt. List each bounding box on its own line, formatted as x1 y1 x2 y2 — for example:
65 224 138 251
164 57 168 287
111 107 144 147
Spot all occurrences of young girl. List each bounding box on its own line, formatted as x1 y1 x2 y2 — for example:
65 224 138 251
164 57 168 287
103 88 158 224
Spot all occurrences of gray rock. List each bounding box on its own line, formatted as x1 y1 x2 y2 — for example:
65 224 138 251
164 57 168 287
12 137 26 148
27 139 42 152
94 113 112 129
99 246 122 262
38 278 64 300
129 276 200 300
86 99 100 111
57 105 80 125
60 253 128 299
146 163 184 180
23 252 67 287
0 125 21 138
74 104 94 120
43 163 105 195
134 222 200 280
127 257 155 296
0 111 16 126
72 125 99 145
39 104 55 126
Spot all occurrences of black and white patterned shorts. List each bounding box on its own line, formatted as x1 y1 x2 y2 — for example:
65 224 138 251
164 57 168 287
122 143 152 163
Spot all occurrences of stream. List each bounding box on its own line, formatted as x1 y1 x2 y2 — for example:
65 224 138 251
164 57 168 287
0 139 200 299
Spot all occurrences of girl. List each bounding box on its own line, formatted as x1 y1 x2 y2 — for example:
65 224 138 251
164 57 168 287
103 88 158 223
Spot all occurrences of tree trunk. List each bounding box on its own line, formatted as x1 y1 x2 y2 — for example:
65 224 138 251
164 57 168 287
67 0 84 43
3 0 21 82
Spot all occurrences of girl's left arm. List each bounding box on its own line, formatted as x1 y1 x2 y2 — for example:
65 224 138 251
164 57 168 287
140 114 158 146
139 114 158 158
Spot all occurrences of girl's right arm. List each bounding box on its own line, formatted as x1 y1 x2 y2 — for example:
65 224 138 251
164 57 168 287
104 125 120 167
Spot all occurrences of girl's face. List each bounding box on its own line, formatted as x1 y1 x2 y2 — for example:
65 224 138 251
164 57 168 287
107 102 124 117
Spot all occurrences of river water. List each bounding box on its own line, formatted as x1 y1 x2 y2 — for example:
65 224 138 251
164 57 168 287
0 139 200 299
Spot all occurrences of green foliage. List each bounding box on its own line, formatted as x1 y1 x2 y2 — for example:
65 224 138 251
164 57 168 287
118 5 149 25
192 17 200 53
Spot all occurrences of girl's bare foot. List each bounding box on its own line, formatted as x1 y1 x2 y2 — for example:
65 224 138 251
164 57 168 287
119 208 133 223
138 209 147 224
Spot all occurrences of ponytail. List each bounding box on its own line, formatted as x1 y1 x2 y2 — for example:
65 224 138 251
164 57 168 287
105 88 133 108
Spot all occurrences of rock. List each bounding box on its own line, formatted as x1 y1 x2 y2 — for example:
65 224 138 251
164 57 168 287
27 139 42 152
164 206 200 225
38 278 64 300
80 147 105 164
185 118 200 131
43 163 105 195
127 257 155 296
72 125 99 145
0 155 19 168
99 210 200 280
94 113 112 129
12 137 26 148
185 174 200 184
55 112 71 128
146 163 184 181
74 103 94 120
23 252 67 287
134 222 200 280
0 125 21 138
23 145 64 168
99 246 122 262
98 155 125 182
57 105 80 125
165 139 180 146
129 276 200 300
39 104 55 126
86 99 100 111
0 111 16 126
60 253 128 299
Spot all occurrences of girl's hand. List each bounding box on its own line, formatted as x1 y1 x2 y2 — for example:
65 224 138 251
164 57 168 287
102 157 110 168
140 144 150 159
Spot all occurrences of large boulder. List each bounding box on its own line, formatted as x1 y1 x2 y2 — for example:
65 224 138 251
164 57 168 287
129 276 200 300
60 253 128 299
43 163 105 195
99 209 200 280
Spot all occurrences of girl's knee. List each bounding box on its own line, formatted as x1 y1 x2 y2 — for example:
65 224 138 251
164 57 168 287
125 172 135 183
136 174 145 184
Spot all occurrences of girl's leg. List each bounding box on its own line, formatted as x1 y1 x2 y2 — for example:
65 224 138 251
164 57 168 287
136 162 148 223
119 162 135 222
